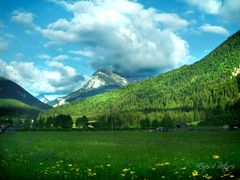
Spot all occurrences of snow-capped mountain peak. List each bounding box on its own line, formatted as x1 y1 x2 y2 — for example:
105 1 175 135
48 70 129 107
82 70 128 91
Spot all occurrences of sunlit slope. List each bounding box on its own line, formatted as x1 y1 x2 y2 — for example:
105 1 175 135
41 30 240 125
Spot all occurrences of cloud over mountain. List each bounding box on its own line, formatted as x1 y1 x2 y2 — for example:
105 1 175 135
14 0 190 76
0 59 84 94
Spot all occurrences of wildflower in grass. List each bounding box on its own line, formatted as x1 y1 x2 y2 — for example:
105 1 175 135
122 168 130 173
68 163 73 167
130 171 135 175
192 170 199 177
212 155 220 160
155 162 170 167
155 163 164 166
88 171 96 176
107 164 111 167
164 162 170 165
203 174 213 179
152 167 156 171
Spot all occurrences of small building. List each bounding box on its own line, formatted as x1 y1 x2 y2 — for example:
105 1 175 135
0 122 15 134
155 127 167 132
176 122 187 129
229 124 240 130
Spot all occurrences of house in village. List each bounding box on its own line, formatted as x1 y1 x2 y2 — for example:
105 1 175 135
0 121 15 134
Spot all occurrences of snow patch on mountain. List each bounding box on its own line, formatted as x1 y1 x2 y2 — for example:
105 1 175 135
36 94 49 104
84 76 106 89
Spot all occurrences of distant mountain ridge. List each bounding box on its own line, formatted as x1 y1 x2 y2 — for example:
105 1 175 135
49 70 129 107
0 77 50 110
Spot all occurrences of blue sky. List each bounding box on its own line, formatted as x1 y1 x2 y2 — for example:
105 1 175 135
0 0 239 99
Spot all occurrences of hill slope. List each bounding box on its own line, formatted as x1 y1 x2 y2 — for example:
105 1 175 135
41 30 240 127
0 77 50 110
0 99 40 118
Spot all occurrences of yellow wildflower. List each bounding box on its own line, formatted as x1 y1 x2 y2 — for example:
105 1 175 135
212 155 220 160
203 174 213 179
122 168 130 173
130 171 135 175
155 163 165 166
192 170 199 177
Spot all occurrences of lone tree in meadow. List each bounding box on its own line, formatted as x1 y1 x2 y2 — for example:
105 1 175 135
76 115 88 129
160 114 175 129
151 120 161 128
140 118 150 129
55 114 73 129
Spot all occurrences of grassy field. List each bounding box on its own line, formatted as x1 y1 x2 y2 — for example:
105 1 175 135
0 131 240 179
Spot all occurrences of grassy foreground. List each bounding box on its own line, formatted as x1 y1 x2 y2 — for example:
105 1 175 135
0 131 240 179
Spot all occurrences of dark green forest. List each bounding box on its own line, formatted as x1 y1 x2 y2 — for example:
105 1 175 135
38 30 240 129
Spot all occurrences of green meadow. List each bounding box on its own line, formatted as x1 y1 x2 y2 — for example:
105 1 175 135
0 131 240 179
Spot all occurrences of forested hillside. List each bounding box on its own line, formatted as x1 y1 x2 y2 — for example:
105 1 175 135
41 30 240 128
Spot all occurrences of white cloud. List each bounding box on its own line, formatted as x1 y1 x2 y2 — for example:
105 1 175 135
0 59 84 94
0 22 14 52
32 0 190 76
199 24 229 35
184 0 222 14
52 54 69 61
184 0 240 23
221 0 240 23
154 13 189 30
11 10 35 26
69 50 93 57
37 54 51 60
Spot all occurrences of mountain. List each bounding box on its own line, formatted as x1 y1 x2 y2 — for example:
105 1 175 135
0 77 50 110
41 30 240 127
49 70 128 107
36 94 49 104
